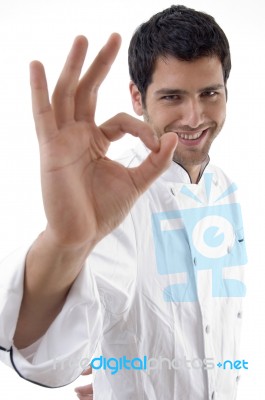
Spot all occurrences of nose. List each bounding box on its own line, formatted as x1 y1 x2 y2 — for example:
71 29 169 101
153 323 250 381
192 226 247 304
180 98 204 128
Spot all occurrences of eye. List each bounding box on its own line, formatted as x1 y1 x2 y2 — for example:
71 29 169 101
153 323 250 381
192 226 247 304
161 95 181 101
201 91 218 98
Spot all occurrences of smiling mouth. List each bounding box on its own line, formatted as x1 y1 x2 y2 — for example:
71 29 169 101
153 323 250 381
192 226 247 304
177 129 208 141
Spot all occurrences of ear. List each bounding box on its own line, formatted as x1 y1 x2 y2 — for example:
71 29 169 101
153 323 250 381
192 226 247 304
129 81 144 116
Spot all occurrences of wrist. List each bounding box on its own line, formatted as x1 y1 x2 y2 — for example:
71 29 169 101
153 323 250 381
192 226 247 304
41 224 97 256
26 228 96 294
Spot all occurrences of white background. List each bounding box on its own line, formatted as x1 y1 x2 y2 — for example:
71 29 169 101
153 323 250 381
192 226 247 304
0 0 264 398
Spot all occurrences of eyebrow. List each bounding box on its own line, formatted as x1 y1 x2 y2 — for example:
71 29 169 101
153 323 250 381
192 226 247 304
154 84 225 97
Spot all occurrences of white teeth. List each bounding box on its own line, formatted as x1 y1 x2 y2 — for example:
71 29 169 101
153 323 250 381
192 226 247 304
177 130 205 140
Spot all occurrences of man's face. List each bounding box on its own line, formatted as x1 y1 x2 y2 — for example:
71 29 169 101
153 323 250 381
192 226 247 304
130 55 226 178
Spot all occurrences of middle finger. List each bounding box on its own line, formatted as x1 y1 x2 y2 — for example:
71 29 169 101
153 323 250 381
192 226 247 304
75 33 121 122
52 36 88 127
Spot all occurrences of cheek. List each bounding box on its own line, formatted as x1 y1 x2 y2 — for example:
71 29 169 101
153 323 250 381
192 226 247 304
208 102 226 127
217 100 226 120
148 106 179 129
143 107 167 132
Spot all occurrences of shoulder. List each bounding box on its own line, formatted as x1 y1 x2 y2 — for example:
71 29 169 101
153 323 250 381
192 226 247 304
207 163 236 186
204 163 241 205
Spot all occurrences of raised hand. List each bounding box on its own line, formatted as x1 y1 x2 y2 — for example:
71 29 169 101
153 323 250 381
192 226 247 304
13 35 178 349
30 34 178 251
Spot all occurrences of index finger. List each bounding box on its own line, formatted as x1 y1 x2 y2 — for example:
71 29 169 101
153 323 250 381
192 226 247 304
75 33 121 121
100 112 160 152
30 61 58 144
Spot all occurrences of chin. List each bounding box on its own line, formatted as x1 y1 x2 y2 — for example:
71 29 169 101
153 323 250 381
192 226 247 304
174 150 209 166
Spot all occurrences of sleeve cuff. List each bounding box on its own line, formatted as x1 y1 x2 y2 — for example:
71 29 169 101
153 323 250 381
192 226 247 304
0 245 102 387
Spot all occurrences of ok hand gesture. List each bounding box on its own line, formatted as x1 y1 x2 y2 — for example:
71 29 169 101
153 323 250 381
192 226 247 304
30 34 178 251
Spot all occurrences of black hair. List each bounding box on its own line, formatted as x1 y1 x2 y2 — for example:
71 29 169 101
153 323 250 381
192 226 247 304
128 5 231 105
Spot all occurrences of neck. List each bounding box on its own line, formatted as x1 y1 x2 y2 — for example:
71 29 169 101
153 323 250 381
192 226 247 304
175 156 210 184
188 165 203 184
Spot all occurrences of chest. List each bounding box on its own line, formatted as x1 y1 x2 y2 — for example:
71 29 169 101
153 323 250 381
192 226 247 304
133 172 247 305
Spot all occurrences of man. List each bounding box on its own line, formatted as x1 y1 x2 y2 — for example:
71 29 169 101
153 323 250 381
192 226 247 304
0 5 247 400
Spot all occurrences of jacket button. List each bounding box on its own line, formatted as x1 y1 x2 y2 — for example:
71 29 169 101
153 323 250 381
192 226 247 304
227 245 233 254
205 325 210 334
212 176 218 185
170 187 176 196
237 311 242 319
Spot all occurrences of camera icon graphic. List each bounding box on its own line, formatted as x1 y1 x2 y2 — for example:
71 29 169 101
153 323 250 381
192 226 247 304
152 174 247 302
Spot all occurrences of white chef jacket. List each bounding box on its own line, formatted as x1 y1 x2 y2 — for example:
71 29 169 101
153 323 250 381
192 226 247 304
0 143 247 400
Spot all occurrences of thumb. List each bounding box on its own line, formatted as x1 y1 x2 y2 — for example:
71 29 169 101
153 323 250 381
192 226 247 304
129 132 178 193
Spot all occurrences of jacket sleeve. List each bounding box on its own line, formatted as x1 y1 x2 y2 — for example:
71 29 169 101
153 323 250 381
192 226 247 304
0 211 137 388
0 244 103 388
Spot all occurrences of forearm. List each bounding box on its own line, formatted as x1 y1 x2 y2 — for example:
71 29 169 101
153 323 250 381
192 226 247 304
13 229 95 349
